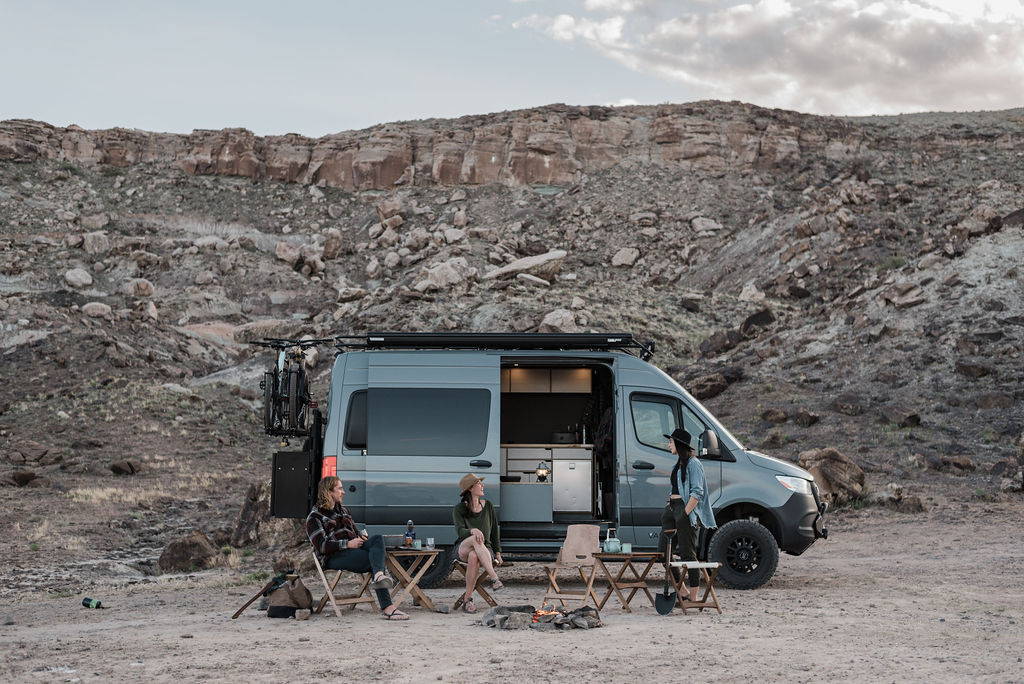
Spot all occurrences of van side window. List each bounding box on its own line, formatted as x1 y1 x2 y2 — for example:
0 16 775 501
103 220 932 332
630 394 678 451
679 403 707 454
344 390 367 450
368 388 490 456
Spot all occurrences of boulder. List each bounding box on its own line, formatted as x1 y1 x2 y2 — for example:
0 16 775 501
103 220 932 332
443 228 466 244
231 482 271 547
691 217 722 233
740 308 775 337
955 361 992 379
939 455 975 473
797 447 864 505
109 460 141 475
482 250 567 280
879 405 920 428
327 203 346 220
1 470 40 487
123 278 154 297
82 231 111 255
365 256 382 279
975 392 1013 409
481 606 510 628
81 213 110 230
452 208 468 227
793 408 820 427
322 228 343 259
611 247 640 267
831 394 864 416
761 408 788 424
501 612 533 630
413 257 476 293
82 301 112 318
375 197 402 222
698 330 741 357
538 309 579 333
64 268 93 288
157 530 219 573
688 373 729 400
275 240 301 266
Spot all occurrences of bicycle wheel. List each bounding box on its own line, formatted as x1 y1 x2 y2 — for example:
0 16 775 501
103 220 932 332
262 369 277 433
287 368 306 434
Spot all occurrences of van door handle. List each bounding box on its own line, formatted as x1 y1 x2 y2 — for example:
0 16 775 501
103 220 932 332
631 460 655 470
469 460 492 468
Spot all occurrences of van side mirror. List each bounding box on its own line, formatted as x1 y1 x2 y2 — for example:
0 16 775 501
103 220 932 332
699 429 720 458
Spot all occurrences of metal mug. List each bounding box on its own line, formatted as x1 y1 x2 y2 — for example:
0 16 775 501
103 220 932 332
412 539 423 549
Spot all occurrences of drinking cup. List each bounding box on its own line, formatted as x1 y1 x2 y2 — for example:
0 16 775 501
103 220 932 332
426 537 435 549
621 542 632 554
412 539 423 549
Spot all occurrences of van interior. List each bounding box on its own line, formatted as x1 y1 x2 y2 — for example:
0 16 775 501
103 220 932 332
498 360 616 537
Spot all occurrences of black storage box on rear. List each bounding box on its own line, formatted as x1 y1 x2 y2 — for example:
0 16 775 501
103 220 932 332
271 451 315 518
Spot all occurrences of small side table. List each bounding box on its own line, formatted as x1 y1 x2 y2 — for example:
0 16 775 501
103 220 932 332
386 548 441 612
667 561 723 614
592 551 662 612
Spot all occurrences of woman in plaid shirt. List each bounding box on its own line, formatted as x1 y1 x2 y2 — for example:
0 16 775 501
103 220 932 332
306 476 409 620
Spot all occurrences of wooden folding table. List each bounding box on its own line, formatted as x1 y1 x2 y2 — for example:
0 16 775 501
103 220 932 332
386 548 441 612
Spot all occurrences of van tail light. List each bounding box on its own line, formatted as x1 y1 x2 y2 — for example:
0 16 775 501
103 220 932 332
321 456 337 479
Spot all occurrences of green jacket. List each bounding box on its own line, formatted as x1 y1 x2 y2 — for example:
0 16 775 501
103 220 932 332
453 499 500 554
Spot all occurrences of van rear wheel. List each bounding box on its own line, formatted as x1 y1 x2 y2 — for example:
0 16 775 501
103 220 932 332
708 519 779 590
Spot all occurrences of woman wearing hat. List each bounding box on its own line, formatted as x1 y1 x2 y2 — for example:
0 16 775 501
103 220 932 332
662 427 718 601
453 473 504 613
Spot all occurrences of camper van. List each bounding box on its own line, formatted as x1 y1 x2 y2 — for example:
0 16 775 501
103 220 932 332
267 333 828 590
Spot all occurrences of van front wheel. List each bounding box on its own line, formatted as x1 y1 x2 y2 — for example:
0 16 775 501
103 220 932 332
708 519 779 590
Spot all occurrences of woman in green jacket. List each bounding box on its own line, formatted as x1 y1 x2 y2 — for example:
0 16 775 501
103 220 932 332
453 473 504 613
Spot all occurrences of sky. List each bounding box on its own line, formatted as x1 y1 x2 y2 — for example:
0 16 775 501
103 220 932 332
2 0 1022 137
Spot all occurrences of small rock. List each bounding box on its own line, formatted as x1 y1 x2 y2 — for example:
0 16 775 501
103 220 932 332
516 273 550 287
691 217 722 232
82 231 111 255
81 213 110 230
831 394 864 416
879 405 920 428
611 247 640 267
322 228 343 259
123 278 154 297
64 268 93 288
275 241 301 266
955 361 993 379
82 302 112 318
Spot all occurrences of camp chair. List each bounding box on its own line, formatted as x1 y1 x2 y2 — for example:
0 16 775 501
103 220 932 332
542 524 601 616
452 559 498 612
310 548 377 618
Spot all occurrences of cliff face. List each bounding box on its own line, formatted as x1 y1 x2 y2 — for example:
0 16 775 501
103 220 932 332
0 102 882 190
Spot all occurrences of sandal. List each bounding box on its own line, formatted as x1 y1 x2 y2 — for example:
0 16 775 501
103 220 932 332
461 598 477 614
490 580 505 592
381 608 409 621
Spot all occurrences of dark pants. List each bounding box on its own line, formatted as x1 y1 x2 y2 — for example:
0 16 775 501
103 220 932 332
660 499 699 586
325 534 392 610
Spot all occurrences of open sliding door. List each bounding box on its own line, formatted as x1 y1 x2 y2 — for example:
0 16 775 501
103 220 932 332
364 352 501 543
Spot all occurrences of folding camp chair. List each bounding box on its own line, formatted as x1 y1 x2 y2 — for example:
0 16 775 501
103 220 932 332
310 548 377 618
667 560 723 615
452 559 498 611
542 524 601 616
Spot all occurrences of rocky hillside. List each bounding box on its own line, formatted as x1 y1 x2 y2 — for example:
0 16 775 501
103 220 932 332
1 102 1022 589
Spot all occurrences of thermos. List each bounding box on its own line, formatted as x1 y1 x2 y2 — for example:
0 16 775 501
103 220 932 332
81 597 103 609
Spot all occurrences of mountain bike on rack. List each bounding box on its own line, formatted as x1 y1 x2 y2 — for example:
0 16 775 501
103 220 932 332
253 337 333 438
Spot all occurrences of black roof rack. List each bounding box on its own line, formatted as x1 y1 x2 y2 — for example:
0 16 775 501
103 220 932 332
334 332 654 360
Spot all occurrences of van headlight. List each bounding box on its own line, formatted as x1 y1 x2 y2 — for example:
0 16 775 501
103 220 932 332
775 475 812 495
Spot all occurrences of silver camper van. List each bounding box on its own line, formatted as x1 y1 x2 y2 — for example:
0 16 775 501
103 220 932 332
267 333 828 590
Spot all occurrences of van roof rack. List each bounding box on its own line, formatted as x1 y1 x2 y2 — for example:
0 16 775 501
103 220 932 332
334 332 654 360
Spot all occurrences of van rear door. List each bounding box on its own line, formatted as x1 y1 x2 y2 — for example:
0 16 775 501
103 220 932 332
364 352 500 543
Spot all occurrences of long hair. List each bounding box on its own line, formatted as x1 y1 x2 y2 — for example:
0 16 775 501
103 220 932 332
316 476 341 510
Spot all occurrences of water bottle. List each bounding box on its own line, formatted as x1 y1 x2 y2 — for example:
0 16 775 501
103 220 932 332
404 519 415 545
82 597 102 609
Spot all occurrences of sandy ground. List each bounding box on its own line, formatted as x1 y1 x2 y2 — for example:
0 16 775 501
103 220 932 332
1 502 1022 684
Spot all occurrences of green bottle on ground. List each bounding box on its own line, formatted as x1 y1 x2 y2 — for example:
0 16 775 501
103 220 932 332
81 597 102 609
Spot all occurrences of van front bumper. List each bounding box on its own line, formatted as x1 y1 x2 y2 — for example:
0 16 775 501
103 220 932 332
777 485 829 555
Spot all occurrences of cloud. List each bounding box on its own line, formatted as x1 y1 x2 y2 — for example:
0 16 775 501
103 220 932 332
512 0 1024 114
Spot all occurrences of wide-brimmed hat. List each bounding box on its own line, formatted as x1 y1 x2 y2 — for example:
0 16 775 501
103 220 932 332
459 473 485 493
663 427 694 450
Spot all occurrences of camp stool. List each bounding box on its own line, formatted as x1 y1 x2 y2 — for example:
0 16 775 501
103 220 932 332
310 548 377 618
542 524 602 616
667 560 723 614
452 559 498 612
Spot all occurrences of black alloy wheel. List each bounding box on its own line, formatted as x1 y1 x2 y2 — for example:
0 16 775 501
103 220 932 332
707 518 780 590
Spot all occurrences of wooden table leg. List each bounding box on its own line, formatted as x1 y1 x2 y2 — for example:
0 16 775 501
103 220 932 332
595 558 618 610
387 554 438 612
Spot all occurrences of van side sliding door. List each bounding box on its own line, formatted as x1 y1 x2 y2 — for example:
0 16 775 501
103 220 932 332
364 352 501 546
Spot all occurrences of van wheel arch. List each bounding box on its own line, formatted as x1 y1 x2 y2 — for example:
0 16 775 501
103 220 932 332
710 502 782 545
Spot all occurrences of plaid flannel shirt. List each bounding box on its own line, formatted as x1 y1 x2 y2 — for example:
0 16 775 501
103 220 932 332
305 504 360 561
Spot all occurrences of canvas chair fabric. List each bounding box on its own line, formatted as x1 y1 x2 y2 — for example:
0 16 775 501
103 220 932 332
310 547 377 617
543 524 602 615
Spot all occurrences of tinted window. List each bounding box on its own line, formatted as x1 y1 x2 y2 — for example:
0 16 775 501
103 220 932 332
630 395 678 451
679 403 706 454
368 388 490 456
344 391 367 449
